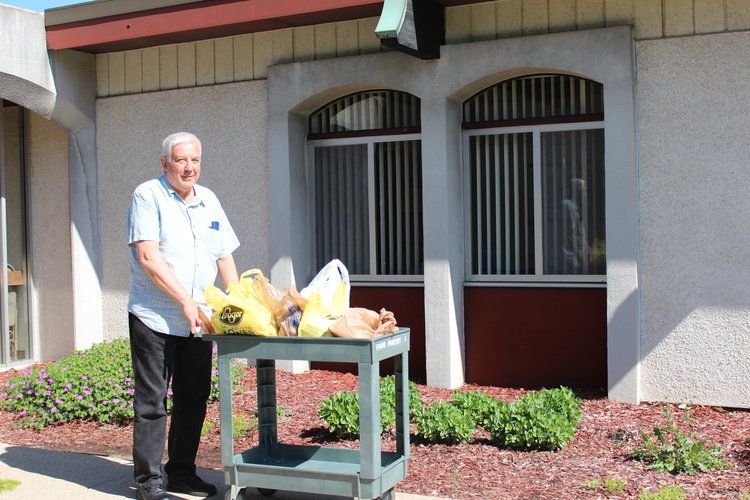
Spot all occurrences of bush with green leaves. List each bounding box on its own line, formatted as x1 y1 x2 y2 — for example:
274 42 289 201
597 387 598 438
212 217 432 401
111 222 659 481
631 409 727 474
485 387 583 451
604 478 627 494
450 390 501 428
379 375 424 425
232 414 256 438
0 338 245 428
318 375 423 439
0 479 21 493
318 391 361 438
413 401 476 444
638 485 686 500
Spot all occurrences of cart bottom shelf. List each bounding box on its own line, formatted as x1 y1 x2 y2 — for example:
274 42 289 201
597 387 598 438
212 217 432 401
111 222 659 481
226 444 407 499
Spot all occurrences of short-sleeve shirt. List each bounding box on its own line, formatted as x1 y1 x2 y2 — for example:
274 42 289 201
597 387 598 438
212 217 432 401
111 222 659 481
128 175 240 336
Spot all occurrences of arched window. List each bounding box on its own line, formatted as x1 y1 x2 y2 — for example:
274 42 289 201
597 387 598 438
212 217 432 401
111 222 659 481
308 90 423 279
463 74 605 282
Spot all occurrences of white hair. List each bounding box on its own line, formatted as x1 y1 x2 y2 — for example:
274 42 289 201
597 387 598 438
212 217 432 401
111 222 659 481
161 132 201 158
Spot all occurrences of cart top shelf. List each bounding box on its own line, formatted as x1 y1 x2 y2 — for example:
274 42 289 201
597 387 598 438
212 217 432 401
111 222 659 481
202 328 410 363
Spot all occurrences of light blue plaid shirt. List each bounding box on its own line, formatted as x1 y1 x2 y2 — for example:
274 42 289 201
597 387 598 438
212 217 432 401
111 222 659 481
128 175 240 336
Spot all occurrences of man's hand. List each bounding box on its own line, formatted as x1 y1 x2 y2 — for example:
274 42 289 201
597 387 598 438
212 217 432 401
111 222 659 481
197 308 215 334
180 296 201 335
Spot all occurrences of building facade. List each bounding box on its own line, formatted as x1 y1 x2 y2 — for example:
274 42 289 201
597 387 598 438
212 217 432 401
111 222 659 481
1 0 748 409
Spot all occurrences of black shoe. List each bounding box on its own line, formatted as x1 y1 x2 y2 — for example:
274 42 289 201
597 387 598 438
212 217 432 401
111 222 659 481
166 473 217 497
136 481 170 500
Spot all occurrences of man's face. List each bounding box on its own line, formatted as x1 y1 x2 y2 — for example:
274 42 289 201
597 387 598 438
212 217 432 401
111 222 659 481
162 141 201 197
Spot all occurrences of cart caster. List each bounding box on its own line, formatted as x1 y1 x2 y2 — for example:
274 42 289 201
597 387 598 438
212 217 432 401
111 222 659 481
225 486 247 500
377 488 395 500
257 487 277 496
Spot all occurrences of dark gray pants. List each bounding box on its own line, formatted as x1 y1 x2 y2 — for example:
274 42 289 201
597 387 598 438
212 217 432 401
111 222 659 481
129 313 212 486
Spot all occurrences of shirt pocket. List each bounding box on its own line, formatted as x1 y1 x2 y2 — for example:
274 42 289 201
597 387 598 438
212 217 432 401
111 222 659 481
205 227 224 259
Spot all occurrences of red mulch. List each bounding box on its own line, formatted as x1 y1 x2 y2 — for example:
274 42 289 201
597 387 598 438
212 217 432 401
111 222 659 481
0 366 748 499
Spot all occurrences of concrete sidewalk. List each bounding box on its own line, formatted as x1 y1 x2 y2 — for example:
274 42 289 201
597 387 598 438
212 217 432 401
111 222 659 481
0 443 449 500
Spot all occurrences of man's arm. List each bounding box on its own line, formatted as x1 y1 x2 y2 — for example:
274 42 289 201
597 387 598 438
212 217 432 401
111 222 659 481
134 239 202 334
216 254 239 289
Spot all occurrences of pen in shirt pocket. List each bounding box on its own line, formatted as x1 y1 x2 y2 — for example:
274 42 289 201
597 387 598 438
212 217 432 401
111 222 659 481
210 221 220 230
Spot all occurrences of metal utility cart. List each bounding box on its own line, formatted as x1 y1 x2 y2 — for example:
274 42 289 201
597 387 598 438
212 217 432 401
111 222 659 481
204 328 411 500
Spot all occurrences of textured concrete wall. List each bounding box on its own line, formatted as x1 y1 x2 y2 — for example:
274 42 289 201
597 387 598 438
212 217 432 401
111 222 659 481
268 26 637 395
0 5 56 118
96 81 270 339
27 112 75 361
637 31 750 408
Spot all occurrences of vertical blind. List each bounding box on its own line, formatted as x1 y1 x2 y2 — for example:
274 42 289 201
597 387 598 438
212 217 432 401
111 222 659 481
468 133 534 275
463 74 604 124
542 129 605 275
464 74 605 279
313 144 369 274
310 90 421 135
310 90 423 277
375 141 424 275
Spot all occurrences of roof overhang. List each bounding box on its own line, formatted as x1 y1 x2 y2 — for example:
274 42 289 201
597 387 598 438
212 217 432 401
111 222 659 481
44 0 486 54
45 0 384 53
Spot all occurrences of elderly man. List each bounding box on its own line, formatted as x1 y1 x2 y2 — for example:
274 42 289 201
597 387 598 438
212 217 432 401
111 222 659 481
128 132 239 500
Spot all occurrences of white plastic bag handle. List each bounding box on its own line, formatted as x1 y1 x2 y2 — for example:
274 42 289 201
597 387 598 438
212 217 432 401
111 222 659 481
301 259 350 307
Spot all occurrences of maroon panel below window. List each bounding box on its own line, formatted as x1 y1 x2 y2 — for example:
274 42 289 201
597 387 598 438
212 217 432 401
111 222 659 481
311 286 426 383
464 287 606 390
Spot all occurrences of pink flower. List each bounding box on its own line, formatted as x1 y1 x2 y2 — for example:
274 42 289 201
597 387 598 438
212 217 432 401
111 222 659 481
51 407 58 413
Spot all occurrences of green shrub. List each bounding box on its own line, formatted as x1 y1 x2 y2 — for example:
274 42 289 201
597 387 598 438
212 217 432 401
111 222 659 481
201 419 215 436
485 387 582 451
413 401 476 444
604 478 627 494
318 391 360 439
581 479 600 490
318 376 422 439
0 479 21 493
450 390 501 427
379 375 423 429
0 338 245 428
631 409 727 474
638 485 686 500
232 414 255 438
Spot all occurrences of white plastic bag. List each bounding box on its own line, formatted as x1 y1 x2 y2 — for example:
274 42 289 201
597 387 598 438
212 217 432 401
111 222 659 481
301 259 350 310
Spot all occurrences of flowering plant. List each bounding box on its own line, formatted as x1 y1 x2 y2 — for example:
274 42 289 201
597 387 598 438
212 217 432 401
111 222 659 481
0 338 244 429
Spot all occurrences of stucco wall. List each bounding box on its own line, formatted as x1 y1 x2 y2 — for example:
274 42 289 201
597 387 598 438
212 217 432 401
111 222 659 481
27 112 74 361
0 5 55 118
637 31 750 408
96 80 270 339
268 26 638 396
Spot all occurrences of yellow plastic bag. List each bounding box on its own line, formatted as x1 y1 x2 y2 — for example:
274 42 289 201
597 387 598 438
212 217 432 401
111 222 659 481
297 285 348 337
204 284 278 336
238 269 281 311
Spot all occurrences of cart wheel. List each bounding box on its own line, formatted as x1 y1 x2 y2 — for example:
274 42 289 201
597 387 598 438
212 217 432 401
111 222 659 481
225 487 248 500
257 487 277 496
377 488 395 500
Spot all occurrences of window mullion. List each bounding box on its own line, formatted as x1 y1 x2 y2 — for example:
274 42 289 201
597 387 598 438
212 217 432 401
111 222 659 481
367 141 377 276
533 130 543 276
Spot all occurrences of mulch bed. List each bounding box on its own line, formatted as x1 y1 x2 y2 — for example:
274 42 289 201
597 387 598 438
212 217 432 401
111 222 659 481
0 366 748 499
